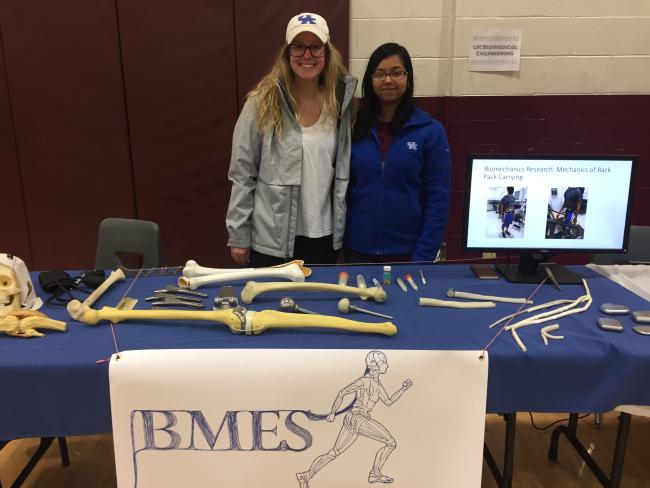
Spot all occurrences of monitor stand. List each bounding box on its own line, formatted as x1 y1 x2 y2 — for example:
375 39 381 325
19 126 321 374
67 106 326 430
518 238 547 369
495 252 583 284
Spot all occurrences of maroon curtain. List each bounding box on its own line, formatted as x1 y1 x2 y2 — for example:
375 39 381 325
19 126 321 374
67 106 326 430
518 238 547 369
0 0 349 269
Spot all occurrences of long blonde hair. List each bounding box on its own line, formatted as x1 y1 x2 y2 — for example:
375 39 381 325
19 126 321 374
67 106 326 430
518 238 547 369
247 42 349 134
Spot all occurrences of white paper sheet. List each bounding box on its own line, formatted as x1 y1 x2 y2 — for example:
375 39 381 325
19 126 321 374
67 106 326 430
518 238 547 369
586 264 650 302
110 348 488 487
469 29 522 72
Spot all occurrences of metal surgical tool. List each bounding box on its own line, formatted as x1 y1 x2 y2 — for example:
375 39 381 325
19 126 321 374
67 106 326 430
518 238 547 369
338 298 394 320
214 286 239 310
279 297 317 314
145 292 203 303
150 298 205 309
155 285 208 297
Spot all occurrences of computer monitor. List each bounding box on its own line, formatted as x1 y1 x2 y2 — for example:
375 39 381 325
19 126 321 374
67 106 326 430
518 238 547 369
462 155 637 283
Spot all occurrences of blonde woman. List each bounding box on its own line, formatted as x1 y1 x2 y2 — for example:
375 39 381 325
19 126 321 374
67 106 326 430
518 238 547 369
226 13 357 267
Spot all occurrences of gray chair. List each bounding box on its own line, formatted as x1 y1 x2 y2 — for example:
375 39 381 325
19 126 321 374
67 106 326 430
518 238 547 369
95 218 162 269
592 225 650 264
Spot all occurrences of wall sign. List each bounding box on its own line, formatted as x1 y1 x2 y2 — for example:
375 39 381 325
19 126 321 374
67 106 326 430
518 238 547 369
470 29 522 72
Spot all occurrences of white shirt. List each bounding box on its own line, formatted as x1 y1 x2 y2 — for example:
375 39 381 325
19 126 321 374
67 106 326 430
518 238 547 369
296 109 336 238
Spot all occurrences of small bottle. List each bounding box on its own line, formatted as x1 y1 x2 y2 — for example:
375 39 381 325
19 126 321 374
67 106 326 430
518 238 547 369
405 273 419 291
383 265 392 285
356 274 368 301
338 271 349 286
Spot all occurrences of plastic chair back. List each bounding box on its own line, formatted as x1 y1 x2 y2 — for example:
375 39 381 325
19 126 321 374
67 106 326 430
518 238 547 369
592 225 650 264
95 218 162 269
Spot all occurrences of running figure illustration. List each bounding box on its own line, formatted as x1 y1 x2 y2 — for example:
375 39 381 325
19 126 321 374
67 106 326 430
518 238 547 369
296 351 413 486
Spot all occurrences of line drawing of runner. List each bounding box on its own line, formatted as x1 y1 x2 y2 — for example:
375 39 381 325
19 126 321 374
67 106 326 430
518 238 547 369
296 350 413 486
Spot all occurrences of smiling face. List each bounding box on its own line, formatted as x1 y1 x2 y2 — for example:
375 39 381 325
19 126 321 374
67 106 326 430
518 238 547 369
288 32 326 82
372 54 408 105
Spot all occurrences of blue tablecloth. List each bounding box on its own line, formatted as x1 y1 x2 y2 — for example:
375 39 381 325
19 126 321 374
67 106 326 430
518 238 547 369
1 264 649 439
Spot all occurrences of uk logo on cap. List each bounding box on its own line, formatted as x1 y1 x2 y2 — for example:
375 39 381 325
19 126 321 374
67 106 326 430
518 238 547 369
286 12 330 44
298 14 316 24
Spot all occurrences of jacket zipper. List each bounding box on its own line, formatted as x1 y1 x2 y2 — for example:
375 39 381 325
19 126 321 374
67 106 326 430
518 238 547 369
376 128 403 255
378 160 385 255
286 186 294 259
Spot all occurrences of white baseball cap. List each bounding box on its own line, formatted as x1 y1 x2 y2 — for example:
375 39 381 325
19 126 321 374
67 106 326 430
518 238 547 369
286 13 329 44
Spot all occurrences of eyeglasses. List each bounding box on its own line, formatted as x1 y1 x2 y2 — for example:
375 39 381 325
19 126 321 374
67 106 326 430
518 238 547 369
372 69 408 81
289 44 326 57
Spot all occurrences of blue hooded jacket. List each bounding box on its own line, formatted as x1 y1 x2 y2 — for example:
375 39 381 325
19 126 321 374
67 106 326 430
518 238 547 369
344 107 451 261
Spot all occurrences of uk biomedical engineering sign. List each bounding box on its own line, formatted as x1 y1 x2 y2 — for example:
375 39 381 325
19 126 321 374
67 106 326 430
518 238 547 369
469 29 522 72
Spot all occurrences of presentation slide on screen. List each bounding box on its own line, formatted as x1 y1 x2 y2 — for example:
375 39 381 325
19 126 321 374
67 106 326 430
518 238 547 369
465 158 634 251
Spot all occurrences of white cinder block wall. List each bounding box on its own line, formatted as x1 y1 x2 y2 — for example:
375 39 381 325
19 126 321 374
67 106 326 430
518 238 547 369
350 0 650 97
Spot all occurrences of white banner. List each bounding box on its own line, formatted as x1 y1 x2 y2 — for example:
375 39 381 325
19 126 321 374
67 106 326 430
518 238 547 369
110 349 488 487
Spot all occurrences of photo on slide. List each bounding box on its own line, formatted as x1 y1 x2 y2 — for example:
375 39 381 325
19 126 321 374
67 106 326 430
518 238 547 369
484 186 527 239
545 186 587 239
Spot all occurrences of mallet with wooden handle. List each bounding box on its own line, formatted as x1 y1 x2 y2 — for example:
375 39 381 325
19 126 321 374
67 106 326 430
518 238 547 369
241 281 388 304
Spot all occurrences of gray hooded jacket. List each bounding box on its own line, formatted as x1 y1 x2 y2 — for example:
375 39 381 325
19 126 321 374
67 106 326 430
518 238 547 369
226 75 357 259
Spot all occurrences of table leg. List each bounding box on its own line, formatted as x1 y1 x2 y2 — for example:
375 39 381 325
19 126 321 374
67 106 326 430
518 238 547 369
608 413 631 487
57 437 70 466
1 436 70 488
548 412 631 488
0 439 7 488
484 412 516 488
11 437 55 488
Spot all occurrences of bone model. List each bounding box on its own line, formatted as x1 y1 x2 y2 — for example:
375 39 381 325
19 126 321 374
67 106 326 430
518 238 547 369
419 297 495 309
502 279 592 352
70 305 397 336
66 264 394 335
0 262 65 337
67 268 126 320
0 310 66 338
446 288 532 304
178 260 312 290
241 281 388 304
420 297 496 308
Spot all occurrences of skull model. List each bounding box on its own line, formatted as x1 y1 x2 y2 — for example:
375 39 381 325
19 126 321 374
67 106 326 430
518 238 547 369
0 264 21 316
0 254 64 338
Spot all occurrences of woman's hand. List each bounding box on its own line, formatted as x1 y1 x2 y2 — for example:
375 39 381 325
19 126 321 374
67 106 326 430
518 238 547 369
230 247 250 265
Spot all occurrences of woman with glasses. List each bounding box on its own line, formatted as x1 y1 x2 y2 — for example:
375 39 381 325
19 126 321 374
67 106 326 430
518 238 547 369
226 13 357 267
343 43 451 263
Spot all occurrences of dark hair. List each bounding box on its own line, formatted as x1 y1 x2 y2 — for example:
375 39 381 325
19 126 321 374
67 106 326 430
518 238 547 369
352 43 414 140
507 186 514 194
